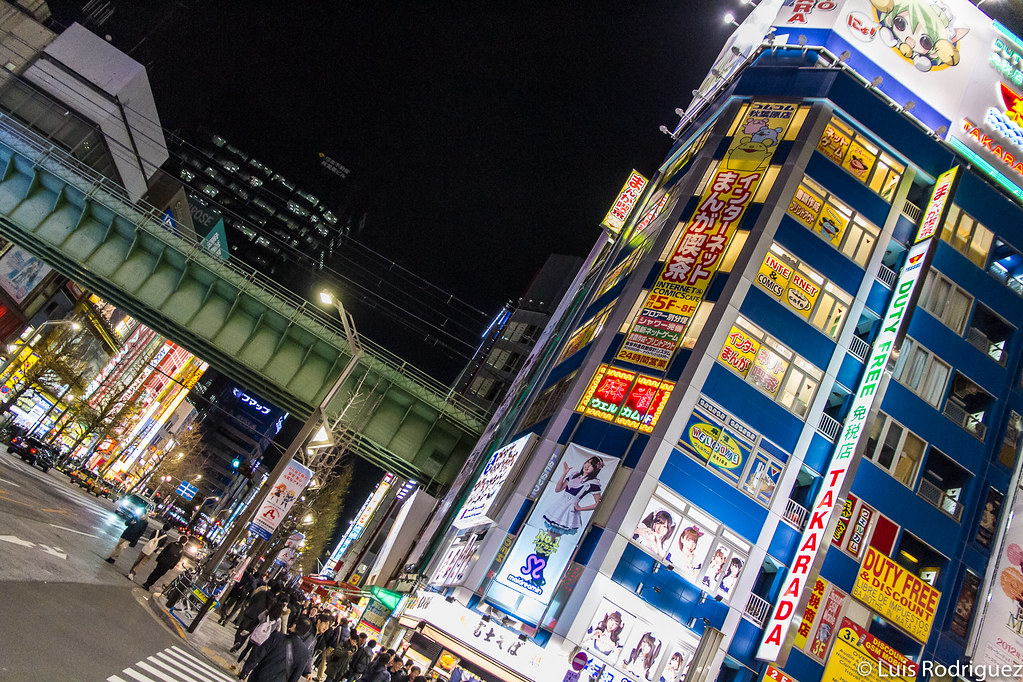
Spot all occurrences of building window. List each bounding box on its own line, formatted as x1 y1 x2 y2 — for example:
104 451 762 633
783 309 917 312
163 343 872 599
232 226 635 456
559 302 615 362
755 243 852 340
943 372 994 441
1000 411 1022 469
717 316 824 417
917 448 971 521
676 396 790 508
519 371 577 429
786 177 881 267
893 338 950 408
918 270 972 335
628 484 752 602
816 117 905 201
942 204 993 268
865 412 926 487
967 303 1013 366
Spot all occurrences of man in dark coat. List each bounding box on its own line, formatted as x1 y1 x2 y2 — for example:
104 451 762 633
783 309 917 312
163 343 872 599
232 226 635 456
357 652 393 682
218 567 256 625
141 535 186 590
242 615 316 682
105 514 149 563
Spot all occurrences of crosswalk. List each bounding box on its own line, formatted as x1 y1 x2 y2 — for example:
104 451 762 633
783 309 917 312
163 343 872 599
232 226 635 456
107 645 236 682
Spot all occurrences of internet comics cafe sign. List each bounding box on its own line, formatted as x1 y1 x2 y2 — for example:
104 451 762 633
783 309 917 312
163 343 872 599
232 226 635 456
251 460 313 540
757 167 959 661
852 547 940 642
616 101 798 371
601 170 647 234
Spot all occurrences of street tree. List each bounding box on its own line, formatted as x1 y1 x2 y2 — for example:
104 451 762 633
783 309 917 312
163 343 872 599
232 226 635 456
297 464 353 574
0 323 89 416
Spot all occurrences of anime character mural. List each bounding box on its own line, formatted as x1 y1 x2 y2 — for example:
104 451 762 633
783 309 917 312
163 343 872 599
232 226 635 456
871 0 970 72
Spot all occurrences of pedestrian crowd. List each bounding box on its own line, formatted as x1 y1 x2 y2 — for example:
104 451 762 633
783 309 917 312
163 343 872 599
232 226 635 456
104 515 432 682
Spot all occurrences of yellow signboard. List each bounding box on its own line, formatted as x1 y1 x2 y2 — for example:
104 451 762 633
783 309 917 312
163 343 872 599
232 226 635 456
814 203 848 246
719 325 760 378
842 139 876 182
1 346 37 395
755 249 822 320
822 619 917 682
817 120 851 165
852 547 941 643
787 270 820 319
793 578 828 651
601 170 648 234
616 101 799 370
787 183 823 228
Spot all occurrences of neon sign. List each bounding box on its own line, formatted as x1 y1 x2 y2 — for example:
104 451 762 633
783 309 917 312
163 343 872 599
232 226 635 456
232 387 271 415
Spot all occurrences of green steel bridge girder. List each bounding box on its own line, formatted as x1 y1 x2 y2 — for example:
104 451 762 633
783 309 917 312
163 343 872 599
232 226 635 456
0 120 485 495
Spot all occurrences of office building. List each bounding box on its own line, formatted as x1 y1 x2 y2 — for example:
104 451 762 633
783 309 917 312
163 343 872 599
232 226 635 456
393 2 1023 681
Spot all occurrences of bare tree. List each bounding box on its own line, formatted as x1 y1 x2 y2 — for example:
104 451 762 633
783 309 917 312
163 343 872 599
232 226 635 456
0 323 89 416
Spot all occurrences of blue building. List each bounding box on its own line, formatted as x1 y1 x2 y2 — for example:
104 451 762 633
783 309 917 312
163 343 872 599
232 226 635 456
396 2 1023 681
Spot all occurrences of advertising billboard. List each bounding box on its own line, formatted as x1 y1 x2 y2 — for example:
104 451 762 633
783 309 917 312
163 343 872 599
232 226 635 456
250 460 313 541
822 618 917 682
852 547 940 642
615 100 799 371
971 490 1023 671
757 167 959 661
486 444 620 623
451 433 537 530
576 364 675 434
0 246 52 304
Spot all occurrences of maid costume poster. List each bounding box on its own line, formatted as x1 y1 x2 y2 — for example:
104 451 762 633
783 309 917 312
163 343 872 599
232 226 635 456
491 444 620 614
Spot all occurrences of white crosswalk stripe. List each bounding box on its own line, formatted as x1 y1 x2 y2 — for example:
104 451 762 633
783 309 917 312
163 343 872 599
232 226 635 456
108 646 235 682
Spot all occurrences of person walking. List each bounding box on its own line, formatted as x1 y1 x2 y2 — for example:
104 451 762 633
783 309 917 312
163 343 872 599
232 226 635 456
105 514 149 563
141 535 186 591
313 612 340 681
128 521 172 580
218 567 256 625
231 582 276 652
388 657 409 682
237 602 285 666
241 615 316 682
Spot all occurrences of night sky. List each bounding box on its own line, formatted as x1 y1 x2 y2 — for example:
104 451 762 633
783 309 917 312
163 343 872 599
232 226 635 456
40 1 1023 542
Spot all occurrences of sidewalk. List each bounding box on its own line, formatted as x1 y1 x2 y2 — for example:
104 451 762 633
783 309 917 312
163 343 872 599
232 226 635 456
143 586 242 677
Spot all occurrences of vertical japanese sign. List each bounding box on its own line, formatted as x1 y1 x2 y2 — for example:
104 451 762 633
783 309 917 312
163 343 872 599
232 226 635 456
757 167 959 661
616 102 797 370
250 460 313 540
601 170 648 234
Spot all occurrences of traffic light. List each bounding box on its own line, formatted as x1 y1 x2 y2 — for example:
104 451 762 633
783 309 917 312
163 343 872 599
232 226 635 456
231 457 241 469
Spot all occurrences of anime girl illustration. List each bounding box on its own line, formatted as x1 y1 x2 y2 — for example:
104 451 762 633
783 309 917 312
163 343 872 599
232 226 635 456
622 632 661 681
542 455 605 536
871 0 970 72
633 509 676 558
584 609 627 659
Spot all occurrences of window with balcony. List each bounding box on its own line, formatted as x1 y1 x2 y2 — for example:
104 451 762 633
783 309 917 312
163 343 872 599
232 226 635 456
967 303 1013 366
893 338 950 408
717 317 824 417
786 176 881 267
865 412 925 487
918 270 972 335
917 448 971 521
754 243 853 340
943 372 994 441
942 204 993 268
816 117 905 201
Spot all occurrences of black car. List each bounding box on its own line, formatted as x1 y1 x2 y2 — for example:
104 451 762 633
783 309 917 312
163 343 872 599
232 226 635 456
7 435 55 472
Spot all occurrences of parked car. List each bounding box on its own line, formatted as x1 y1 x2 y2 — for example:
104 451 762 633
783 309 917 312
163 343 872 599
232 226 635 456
7 435 56 472
71 467 111 498
115 493 154 521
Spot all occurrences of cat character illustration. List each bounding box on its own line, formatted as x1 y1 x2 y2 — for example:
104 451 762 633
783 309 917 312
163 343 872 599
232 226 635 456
871 0 969 72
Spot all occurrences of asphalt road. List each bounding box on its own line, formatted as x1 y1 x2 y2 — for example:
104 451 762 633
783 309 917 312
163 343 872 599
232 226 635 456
0 451 215 680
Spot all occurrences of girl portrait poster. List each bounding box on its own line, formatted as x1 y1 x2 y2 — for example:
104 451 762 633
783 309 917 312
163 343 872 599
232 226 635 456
632 498 678 559
657 646 693 682
582 598 635 664
665 514 716 583
491 444 620 610
621 628 662 681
